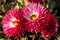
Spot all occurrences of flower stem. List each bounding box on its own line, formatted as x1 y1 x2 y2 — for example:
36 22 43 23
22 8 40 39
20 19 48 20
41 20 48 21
17 38 20 40
45 38 49 40
32 36 35 40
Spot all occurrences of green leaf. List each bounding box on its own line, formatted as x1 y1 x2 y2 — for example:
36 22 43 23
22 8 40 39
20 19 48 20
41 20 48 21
3 4 10 12
56 16 60 20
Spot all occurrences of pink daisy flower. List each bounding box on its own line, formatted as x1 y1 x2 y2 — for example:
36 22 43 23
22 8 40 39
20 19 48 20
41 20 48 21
2 8 24 38
27 0 48 3
22 3 48 33
40 13 59 38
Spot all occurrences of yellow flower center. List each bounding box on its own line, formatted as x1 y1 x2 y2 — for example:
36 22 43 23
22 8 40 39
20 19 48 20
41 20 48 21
12 21 19 27
30 14 38 21
10 18 19 27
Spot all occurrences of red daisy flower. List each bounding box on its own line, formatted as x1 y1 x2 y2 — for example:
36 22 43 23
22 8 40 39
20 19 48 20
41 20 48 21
27 0 48 3
27 0 40 3
41 0 48 3
2 8 24 38
40 13 59 38
22 3 49 33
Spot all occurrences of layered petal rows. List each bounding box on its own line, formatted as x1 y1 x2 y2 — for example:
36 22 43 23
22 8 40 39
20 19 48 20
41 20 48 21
22 3 48 33
2 8 24 38
40 13 59 38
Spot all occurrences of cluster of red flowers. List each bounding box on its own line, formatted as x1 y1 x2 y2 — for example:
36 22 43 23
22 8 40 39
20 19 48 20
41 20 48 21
2 0 59 39
22 3 59 38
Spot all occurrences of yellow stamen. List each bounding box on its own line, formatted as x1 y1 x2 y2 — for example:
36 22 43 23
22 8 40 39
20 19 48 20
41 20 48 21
10 18 19 27
12 21 18 27
30 14 38 21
